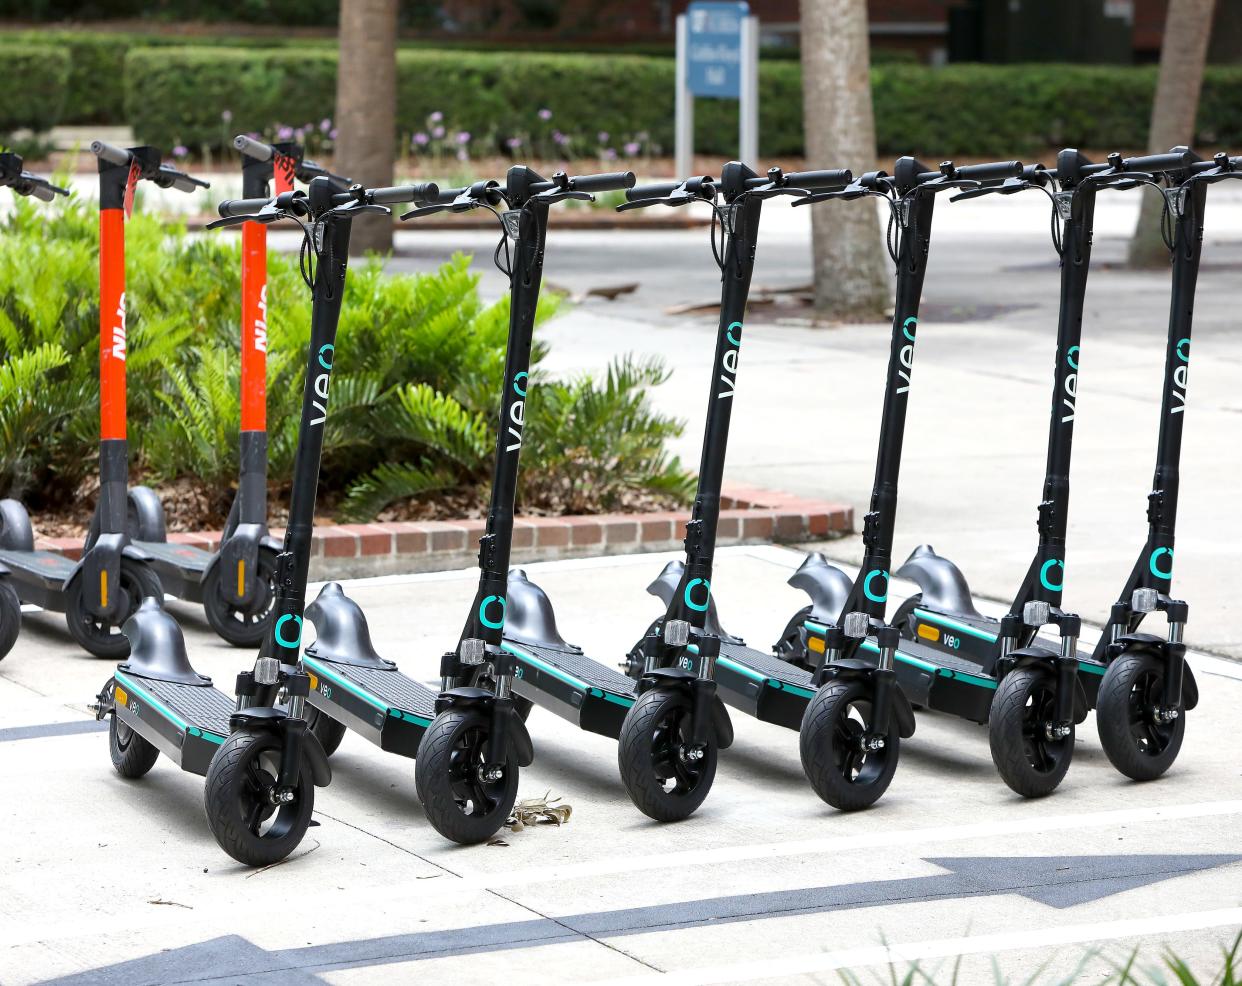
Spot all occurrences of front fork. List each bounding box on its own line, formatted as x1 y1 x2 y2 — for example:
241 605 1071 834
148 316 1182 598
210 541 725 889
640 620 720 754
233 657 312 799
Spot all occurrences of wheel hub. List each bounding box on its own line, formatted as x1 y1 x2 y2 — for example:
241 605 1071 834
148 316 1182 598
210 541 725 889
679 744 706 763
477 765 504 784
1043 722 1072 741
1151 706 1180 723
267 787 296 805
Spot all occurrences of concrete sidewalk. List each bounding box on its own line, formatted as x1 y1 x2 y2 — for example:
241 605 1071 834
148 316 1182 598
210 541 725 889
2 546 1240 984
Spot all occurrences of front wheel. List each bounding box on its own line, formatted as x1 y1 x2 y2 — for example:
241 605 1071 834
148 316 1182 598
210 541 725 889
799 678 899 811
415 708 519 845
204 729 315 867
109 709 159 778
65 559 162 659
989 666 1073 798
201 548 277 647
1096 650 1185 781
618 687 717 822
0 579 20 660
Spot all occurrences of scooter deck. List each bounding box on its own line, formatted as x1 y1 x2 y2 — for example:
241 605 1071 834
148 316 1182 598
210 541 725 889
134 540 211 602
714 639 819 731
0 548 73 608
503 638 636 740
111 668 230 775
301 653 435 758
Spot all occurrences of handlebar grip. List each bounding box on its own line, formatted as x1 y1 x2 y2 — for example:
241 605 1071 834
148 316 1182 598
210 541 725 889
169 173 208 193
91 140 131 166
233 134 274 162
369 182 440 205
954 160 1023 183
784 169 853 190
570 171 636 193
626 181 681 201
1123 150 1194 174
218 196 274 218
30 183 56 203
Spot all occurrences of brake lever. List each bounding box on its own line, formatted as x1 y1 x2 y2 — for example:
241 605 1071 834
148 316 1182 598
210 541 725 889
400 193 481 221
747 184 812 201
329 202 390 219
534 190 593 205
791 185 873 206
950 177 1042 203
616 189 707 211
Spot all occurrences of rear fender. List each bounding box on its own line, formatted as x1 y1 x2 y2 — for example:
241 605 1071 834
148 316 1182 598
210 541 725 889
126 486 167 543
894 544 982 619
0 499 34 552
787 552 853 623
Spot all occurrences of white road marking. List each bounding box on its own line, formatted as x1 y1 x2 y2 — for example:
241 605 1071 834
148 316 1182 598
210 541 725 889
576 907 1242 985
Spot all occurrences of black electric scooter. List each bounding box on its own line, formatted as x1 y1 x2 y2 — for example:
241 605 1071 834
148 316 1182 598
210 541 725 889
0 143 206 660
0 153 69 661
95 176 436 867
891 149 1241 782
619 164 856 815
403 166 669 844
784 150 1197 804
124 136 350 646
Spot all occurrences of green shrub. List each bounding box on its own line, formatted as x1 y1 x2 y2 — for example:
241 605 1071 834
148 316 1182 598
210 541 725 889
0 192 691 523
0 45 70 133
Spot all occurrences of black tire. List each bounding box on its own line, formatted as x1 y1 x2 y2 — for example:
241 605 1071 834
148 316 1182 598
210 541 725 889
415 708 518 845
469 665 533 722
65 558 162 659
0 579 21 661
773 605 815 671
989 666 1074 798
304 703 347 758
109 710 160 778
1096 650 1186 781
201 548 277 648
799 678 900 811
618 687 717 822
204 729 315 867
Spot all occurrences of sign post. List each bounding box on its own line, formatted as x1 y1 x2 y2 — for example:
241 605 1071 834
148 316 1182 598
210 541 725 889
675 1 759 177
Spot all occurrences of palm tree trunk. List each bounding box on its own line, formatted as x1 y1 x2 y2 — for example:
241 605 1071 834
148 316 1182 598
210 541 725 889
1128 0 1217 269
334 0 398 256
799 0 889 320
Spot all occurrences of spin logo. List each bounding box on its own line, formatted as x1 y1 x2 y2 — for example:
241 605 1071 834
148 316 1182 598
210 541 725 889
896 317 916 395
1061 346 1080 423
505 372 528 452
309 344 334 426
1171 337 1189 415
110 292 127 362
253 284 268 354
717 322 742 400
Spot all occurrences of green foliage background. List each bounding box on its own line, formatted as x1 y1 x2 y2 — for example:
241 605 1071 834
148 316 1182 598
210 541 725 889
0 192 692 525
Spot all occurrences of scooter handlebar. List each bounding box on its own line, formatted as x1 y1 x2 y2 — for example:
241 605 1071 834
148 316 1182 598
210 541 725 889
91 140 131 166
367 182 440 205
626 176 715 201
782 168 853 190
953 160 1024 183
157 164 210 193
566 170 636 194
1123 150 1195 175
233 134 274 162
218 196 275 218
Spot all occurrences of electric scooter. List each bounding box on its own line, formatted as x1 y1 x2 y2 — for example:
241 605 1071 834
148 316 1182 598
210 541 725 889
892 149 1241 783
783 150 1197 805
618 164 856 817
95 176 437 867
124 136 350 646
0 153 69 661
402 166 668 844
0 143 207 659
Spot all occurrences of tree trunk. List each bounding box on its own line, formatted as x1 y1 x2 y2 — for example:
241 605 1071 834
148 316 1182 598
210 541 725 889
334 0 398 256
1208 0 1242 62
1128 0 1217 268
800 0 889 320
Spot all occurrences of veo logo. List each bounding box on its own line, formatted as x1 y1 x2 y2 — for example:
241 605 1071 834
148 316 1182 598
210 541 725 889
309 344 334 426
717 322 742 400
253 284 268 354
1061 346 1080 423
110 292 127 362
505 372 528 452
1171 337 1189 415
896 317 916 395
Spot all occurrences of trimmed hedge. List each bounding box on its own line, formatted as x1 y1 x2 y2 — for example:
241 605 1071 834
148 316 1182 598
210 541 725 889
123 45 1242 159
0 45 69 132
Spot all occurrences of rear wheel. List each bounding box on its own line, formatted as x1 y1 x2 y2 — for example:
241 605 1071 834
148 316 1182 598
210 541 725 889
1096 650 1185 781
304 704 347 757
202 548 277 647
800 678 899 811
618 687 717 822
989 666 1073 797
204 729 315 867
773 605 814 671
415 708 518 845
889 593 922 638
65 559 162 659
109 710 159 778
0 579 21 660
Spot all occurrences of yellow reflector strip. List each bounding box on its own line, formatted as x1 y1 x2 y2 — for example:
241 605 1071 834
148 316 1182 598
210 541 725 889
307 672 318 690
114 686 128 707
808 635 826 654
236 559 246 597
917 623 940 642
99 570 108 609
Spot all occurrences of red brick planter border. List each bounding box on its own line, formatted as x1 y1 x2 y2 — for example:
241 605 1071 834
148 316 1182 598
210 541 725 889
35 485 851 579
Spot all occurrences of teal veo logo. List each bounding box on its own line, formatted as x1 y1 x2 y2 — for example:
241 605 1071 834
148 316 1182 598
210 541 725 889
718 321 741 400
684 578 711 612
863 569 888 603
1061 346 1079 423
1171 338 1189 416
479 594 506 629
505 372 528 452
310 343 335 426
512 371 528 397
1149 547 1174 580
1039 559 1065 592
274 614 303 648
896 317 916 395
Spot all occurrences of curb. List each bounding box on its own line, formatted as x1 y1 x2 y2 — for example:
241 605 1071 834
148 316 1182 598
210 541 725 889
35 485 852 580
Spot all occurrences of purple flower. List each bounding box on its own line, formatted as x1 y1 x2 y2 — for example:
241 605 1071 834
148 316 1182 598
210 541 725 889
600 147 617 161
431 125 445 139
412 132 430 147
597 130 610 143
456 130 471 144
429 110 444 123
553 130 569 146
623 141 641 157
172 145 188 158
328 128 338 140
456 148 469 162
506 136 523 150
221 109 233 123
320 118 332 132
293 128 306 141
277 125 294 140
538 108 553 121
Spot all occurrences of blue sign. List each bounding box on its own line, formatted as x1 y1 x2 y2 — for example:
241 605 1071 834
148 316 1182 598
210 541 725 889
686 1 749 99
